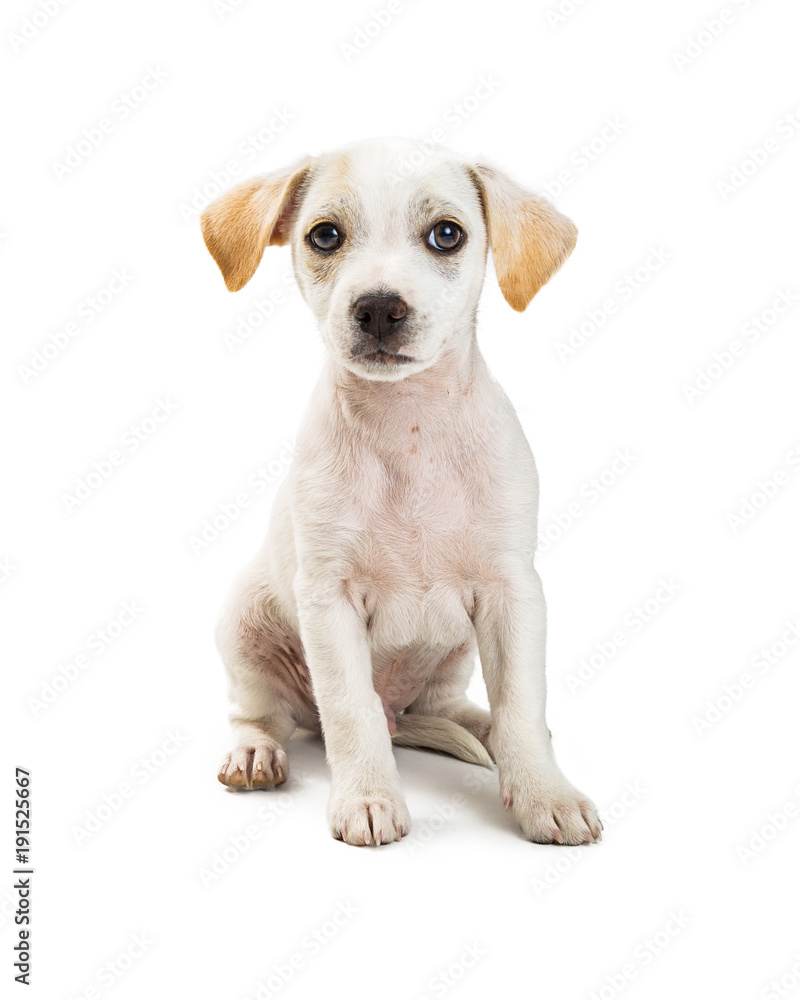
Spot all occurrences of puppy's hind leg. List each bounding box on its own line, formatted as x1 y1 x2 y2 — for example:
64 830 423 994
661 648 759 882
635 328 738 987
216 587 311 790
218 705 296 790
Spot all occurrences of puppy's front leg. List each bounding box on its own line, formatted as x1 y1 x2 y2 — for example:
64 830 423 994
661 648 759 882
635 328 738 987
295 576 410 846
474 567 602 845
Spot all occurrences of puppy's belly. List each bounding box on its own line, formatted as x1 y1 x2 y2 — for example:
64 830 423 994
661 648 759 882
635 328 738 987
366 580 474 728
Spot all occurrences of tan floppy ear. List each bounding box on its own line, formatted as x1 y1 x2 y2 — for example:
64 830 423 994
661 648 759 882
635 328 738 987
471 164 577 312
200 159 311 291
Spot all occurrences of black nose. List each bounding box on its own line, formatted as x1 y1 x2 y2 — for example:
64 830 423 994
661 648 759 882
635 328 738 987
352 293 408 338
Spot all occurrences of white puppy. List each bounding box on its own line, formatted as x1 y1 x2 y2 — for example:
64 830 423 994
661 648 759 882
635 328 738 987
202 137 601 847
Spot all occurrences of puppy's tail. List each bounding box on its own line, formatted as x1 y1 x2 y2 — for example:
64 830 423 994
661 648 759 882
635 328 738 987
392 714 494 769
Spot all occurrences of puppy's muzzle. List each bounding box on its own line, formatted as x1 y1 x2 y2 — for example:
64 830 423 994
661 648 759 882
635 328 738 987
352 292 412 359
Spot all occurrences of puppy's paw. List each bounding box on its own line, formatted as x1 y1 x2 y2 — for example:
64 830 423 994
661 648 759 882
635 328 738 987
329 793 411 846
503 778 602 846
218 744 288 789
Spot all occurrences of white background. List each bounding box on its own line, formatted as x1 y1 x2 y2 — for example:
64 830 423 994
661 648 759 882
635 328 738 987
3 0 800 997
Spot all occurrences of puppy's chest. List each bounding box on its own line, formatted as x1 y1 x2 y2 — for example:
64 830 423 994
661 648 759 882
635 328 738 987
360 441 488 576
355 462 482 652
343 434 504 651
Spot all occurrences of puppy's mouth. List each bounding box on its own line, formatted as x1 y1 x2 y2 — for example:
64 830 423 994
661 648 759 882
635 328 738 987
356 347 415 366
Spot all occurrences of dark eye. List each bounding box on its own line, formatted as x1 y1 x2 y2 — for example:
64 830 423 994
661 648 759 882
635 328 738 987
427 220 463 251
308 223 342 251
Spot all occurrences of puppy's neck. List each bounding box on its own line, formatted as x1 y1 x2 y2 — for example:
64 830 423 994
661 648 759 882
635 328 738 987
328 335 485 437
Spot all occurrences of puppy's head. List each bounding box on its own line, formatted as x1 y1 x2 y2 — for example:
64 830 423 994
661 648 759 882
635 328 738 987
201 138 576 382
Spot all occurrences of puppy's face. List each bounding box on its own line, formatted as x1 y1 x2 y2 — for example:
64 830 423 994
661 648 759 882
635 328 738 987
290 141 488 381
201 138 578 382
